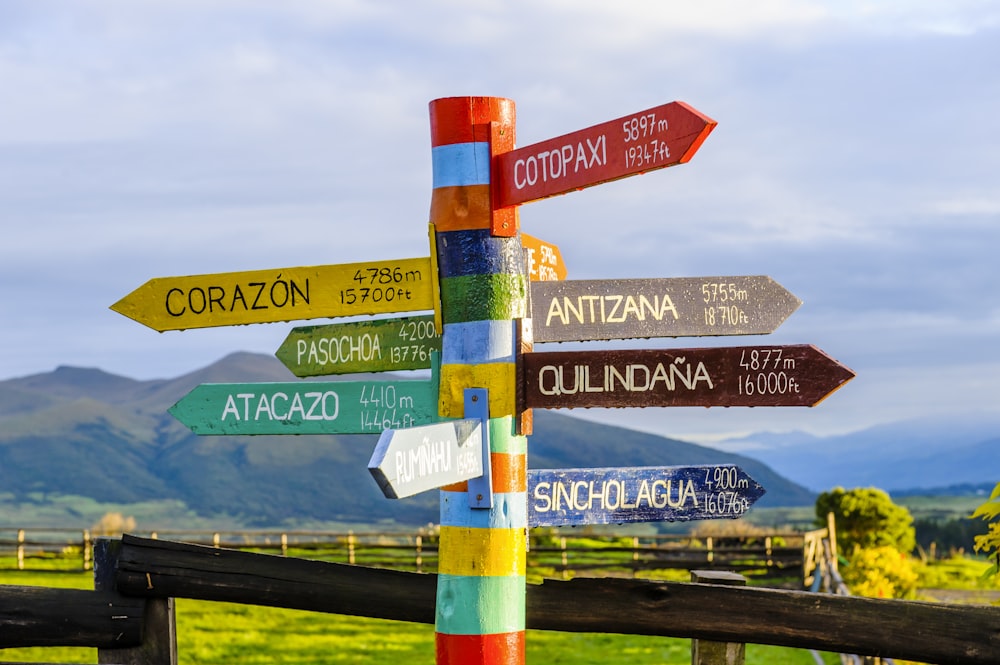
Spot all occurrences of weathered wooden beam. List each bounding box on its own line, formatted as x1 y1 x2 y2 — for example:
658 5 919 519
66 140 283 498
115 534 437 624
95 539 177 665
0 584 143 648
115 535 1000 665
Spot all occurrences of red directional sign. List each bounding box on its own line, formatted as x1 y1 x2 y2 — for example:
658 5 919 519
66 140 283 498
522 345 854 409
496 101 716 207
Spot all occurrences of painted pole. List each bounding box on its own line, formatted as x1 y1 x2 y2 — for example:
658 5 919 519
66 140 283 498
429 96 528 665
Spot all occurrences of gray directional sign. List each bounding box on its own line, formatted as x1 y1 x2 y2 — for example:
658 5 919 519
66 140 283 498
530 275 801 343
368 419 484 499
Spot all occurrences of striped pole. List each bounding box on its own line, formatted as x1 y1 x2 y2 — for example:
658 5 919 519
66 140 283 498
429 97 529 665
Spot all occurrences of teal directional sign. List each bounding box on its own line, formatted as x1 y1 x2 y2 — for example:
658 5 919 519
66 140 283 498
276 314 441 377
169 379 441 435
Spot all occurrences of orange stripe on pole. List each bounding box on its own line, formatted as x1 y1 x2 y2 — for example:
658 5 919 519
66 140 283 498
430 185 492 231
441 452 525 494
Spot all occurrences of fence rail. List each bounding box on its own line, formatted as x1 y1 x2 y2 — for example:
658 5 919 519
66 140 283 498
0 527 809 579
1 535 998 664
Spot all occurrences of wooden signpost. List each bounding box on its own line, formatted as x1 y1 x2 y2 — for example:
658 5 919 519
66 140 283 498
112 95 855 665
522 344 854 410
111 256 435 331
531 276 800 342
168 377 440 435
527 465 765 527
275 314 441 376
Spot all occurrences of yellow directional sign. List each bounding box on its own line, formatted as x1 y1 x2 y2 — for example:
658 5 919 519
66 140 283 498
111 257 435 332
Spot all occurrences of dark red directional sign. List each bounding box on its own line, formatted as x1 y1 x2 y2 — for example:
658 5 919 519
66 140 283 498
522 345 854 409
530 276 800 343
496 101 716 207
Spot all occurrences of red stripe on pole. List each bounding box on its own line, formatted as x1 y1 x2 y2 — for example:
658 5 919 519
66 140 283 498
436 631 525 665
430 97 515 147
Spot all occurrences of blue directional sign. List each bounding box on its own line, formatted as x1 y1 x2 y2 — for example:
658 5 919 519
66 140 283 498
527 465 765 527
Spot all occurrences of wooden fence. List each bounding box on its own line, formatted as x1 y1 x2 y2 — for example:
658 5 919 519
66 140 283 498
1 534 998 664
0 527 807 580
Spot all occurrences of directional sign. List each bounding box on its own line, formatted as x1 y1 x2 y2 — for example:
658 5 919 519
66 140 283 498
528 465 765 527
169 378 440 436
496 101 716 207
522 345 855 409
530 276 801 343
368 419 484 499
276 314 442 377
522 233 567 282
111 257 435 332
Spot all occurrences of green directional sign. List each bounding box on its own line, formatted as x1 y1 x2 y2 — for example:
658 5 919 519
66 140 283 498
276 314 442 377
169 378 441 436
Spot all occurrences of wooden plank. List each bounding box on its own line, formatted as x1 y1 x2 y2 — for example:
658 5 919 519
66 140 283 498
496 101 716 207
276 314 441 377
169 378 440 435
114 535 1000 664
529 276 800 343
522 345 855 409
527 465 765 527
368 418 484 499
94 539 176 665
0 585 143 649
111 257 434 332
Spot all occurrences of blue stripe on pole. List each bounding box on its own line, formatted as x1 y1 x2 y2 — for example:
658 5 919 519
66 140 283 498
440 490 527 529
442 320 516 364
432 142 491 188
435 228 525 278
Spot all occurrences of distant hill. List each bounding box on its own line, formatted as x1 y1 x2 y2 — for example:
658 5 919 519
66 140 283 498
719 416 1000 493
0 352 813 527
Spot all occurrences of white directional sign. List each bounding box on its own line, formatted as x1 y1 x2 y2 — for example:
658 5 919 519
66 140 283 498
368 419 484 499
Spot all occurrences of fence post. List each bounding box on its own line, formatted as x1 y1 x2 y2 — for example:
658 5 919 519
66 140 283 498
415 535 423 573
16 529 24 570
94 538 178 665
281 533 288 557
83 529 93 571
690 570 746 665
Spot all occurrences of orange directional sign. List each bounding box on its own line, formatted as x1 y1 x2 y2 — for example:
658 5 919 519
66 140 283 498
496 101 716 207
111 257 435 332
521 233 567 282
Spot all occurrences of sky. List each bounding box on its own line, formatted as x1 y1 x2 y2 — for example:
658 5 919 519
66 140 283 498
1 1 999 445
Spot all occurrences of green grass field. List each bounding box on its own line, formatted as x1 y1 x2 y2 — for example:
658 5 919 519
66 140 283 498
0 569 838 664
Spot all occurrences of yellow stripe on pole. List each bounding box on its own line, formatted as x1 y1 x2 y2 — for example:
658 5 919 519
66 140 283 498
110 257 435 331
437 526 526 577
438 363 517 419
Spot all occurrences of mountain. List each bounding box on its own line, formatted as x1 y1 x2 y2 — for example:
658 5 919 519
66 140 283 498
719 416 1000 493
0 352 813 527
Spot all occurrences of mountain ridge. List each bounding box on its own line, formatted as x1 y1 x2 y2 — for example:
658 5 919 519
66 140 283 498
0 350 926 526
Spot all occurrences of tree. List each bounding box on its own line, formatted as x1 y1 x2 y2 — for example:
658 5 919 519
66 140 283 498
971 481 1000 577
91 511 136 537
816 487 918 599
815 486 916 554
